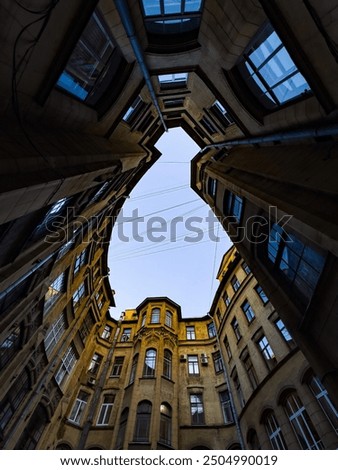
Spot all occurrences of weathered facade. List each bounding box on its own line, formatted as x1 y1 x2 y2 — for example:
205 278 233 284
0 0 337 450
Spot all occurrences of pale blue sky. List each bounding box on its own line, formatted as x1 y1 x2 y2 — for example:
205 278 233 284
108 127 232 318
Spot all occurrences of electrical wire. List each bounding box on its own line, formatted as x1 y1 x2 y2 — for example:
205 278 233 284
130 184 189 201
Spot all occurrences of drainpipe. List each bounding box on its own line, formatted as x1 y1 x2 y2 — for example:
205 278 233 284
201 123 338 152
207 313 245 450
114 0 168 132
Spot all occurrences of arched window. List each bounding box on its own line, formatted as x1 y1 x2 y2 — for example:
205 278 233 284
263 410 288 450
306 374 338 433
129 354 138 384
159 403 172 446
163 349 172 380
143 349 157 377
282 391 324 449
134 401 152 442
116 408 129 449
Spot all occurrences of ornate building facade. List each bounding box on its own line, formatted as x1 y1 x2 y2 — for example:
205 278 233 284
0 0 337 450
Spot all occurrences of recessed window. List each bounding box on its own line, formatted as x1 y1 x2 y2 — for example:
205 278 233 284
256 334 276 370
56 9 120 105
134 400 152 442
210 100 234 128
69 391 89 424
232 369 245 408
55 344 77 386
219 391 233 424
88 353 103 376
73 248 88 276
241 300 255 323
101 325 112 340
207 322 216 338
223 191 243 223
200 116 218 135
207 177 217 199
116 408 129 449
231 317 242 342
242 262 251 275
97 394 115 426
129 354 138 384
190 393 205 425
78 310 95 345
223 291 231 307
151 307 160 323
188 355 199 375
111 357 124 377
264 410 288 450
143 348 157 377
72 282 86 310
44 313 66 356
141 0 203 36
274 318 294 346
0 326 21 372
163 349 172 379
212 351 223 373
239 22 311 109
231 275 241 293
266 223 326 304
163 97 185 108
159 403 172 446
165 310 173 327
123 95 147 126
186 325 196 340
121 328 131 341
158 72 188 89
307 374 338 433
242 352 259 389
255 285 269 304
224 336 232 360
44 272 66 314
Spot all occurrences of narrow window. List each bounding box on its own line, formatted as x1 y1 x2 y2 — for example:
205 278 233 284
165 310 173 327
69 391 89 424
129 354 138 384
134 401 152 442
186 326 196 340
231 318 242 341
230 275 241 293
163 349 172 380
257 334 277 369
44 272 65 314
55 344 77 386
88 353 103 376
241 300 255 323
188 355 199 375
264 411 288 450
44 313 66 356
97 394 115 426
207 322 216 338
151 308 160 323
101 325 112 340
143 349 157 377
219 391 233 424
190 394 205 425
307 375 338 433
111 357 124 377
223 192 243 223
159 403 172 446
255 285 269 304
116 408 128 449
242 352 259 389
212 351 223 373
224 336 232 360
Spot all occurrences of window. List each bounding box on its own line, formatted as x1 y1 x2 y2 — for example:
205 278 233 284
44 313 66 356
266 223 326 304
143 349 157 377
56 9 117 104
123 95 146 125
242 352 259 389
44 272 65 314
97 394 115 425
230 275 241 293
241 300 255 323
121 328 131 341
158 73 188 89
68 391 89 424
78 310 95 344
283 392 324 449
207 322 216 338
307 374 338 433
207 177 217 199
163 349 172 379
242 262 251 275
141 0 203 36
159 403 172 446
274 318 294 346
163 97 185 108
95 290 103 310
212 351 223 373
16 404 48 449
165 310 173 327
247 429 261 450
224 336 232 360
200 116 218 135
231 318 242 341
129 354 138 384
141 313 147 327
255 285 269 304
186 326 195 340
88 353 102 375
116 408 129 448
257 334 277 369
72 282 86 310
239 22 311 109
111 357 124 377
223 192 243 223
134 401 152 442
210 100 234 128
0 369 30 436
223 292 231 307
188 355 199 375
101 325 112 340
55 344 77 386
219 391 233 424
232 369 245 408
264 411 288 450
190 394 205 425
73 249 87 275
0 326 21 372
151 308 160 323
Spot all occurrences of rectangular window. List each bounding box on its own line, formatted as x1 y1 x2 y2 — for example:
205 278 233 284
0 326 21 372
308 375 338 433
68 391 89 424
73 282 86 310
111 357 124 377
88 353 103 375
163 97 185 108
224 336 232 360
231 318 242 341
232 369 245 408
186 326 196 340
223 291 231 307
200 116 218 135
97 394 115 426
207 178 217 199
255 285 269 304
73 249 87 275
123 95 146 125
158 73 188 89
275 318 294 346
190 393 205 425
78 310 95 344
242 352 259 389
101 325 112 340
212 351 223 373
219 391 233 424
231 275 241 293
44 272 65 314
44 313 66 356
188 355 199 375
241 300 255 323
210 100 234 128
56 10 116 102
207 322 216 338
257 335 277 369
224 192 243 223
55 345 77 386
242 262 251 275
121 328 131 341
